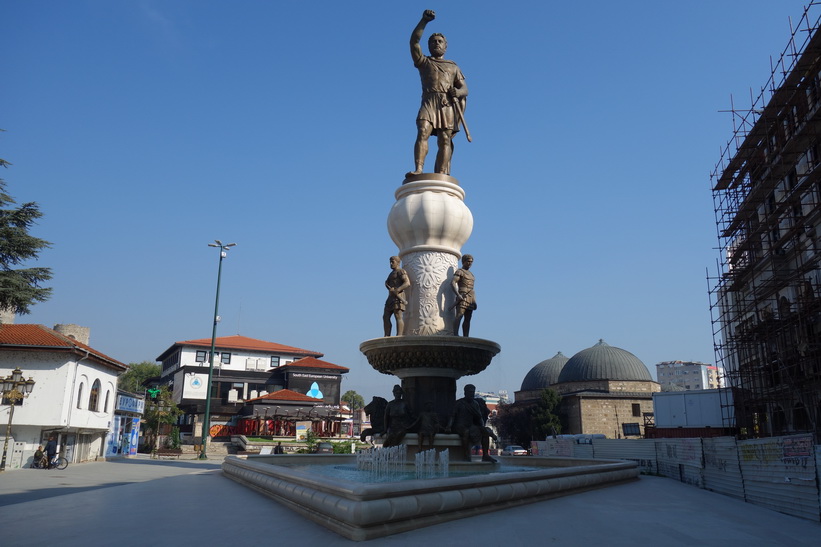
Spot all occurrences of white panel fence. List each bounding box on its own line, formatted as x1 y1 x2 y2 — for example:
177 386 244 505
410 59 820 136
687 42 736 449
532 434 820 522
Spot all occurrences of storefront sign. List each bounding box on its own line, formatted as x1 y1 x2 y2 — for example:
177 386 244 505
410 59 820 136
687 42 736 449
116 394 145 414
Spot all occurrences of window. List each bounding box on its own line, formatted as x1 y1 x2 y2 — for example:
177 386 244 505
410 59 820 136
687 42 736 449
104 390 111 412
806 72 821 109
89 379 101 411
782 108 795 138
270 356 280 367
221 352 231 365
785 169 797 191
195 350 207 363
77 383 84 409
632 404 641 417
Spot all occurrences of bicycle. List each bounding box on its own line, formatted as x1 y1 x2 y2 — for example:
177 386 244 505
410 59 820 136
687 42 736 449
32 455 68 470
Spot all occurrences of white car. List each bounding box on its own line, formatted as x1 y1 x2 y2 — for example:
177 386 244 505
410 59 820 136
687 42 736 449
501 445 528 456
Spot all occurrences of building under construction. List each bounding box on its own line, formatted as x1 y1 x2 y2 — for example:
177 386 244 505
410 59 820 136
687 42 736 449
709 3 821 440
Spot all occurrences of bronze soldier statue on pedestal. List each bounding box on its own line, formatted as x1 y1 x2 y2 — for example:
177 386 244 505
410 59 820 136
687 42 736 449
383 256 411 336
452 254 476 336
407 9 469 177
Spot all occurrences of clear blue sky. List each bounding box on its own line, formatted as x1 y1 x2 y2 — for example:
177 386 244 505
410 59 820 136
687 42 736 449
3 1 814 401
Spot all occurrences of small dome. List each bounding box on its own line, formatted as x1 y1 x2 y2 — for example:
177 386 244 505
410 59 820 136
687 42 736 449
558 340 652 382
520 352 569 391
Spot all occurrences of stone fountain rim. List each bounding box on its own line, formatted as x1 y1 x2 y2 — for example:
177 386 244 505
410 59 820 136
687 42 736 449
224 454 635 500
359 335 501 355
222 454 639 540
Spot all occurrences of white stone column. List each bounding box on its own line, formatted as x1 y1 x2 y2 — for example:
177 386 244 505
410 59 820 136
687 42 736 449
387 175 473 335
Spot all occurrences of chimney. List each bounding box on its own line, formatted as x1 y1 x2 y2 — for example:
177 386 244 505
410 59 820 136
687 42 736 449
53 324 90 346
0 308 15 324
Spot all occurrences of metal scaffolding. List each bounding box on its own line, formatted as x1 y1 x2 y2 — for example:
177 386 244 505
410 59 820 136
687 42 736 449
708 2 821 440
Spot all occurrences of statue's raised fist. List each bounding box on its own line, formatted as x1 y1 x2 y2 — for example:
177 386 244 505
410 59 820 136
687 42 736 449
422 10 436 22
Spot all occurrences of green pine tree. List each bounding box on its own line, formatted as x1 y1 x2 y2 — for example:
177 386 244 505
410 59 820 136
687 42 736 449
0 152 52 316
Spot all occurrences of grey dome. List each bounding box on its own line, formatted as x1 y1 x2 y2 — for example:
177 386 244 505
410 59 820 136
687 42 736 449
558 340 651 382
520 352 569 391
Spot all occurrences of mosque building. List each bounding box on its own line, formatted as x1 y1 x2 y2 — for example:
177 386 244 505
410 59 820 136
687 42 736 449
514 340 660 438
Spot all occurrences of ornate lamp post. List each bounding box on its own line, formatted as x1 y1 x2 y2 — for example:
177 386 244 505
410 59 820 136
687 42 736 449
199 240 236 460
1 368 36 472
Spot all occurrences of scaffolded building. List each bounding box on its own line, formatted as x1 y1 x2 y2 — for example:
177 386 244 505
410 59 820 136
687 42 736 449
709 3 821 439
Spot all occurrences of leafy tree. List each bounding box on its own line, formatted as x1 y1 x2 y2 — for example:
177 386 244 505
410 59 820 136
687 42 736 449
118 361 161 393
531 388 562 440
342 390 365 436
144 386 182 449
492 401 533 447
341 390 364 410
492 389 563 447
0 152 52 316
303 430 318 452
169 426 181 449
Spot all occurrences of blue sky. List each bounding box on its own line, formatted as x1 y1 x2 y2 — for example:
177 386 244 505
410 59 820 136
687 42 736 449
3 1 815 401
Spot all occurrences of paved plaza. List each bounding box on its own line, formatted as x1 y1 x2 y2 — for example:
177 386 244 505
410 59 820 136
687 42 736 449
1 456 819 546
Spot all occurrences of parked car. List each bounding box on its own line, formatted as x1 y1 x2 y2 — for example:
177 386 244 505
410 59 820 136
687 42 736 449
501 445 528 456
314 442 334 454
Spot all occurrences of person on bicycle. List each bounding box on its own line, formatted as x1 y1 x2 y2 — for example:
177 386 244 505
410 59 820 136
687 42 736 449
45 436 57 469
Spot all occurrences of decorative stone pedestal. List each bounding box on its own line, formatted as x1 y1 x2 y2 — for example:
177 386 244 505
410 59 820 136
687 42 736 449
387 174 473 335
361 173 501 449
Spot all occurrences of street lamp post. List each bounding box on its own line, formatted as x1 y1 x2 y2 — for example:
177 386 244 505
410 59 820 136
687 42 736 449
1 368 36 472
199 240 236 460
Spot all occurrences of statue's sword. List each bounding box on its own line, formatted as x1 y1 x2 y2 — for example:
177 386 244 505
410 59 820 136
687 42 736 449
452 98 472 142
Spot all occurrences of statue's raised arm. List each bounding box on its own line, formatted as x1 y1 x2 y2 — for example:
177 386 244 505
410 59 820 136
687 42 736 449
407 10 468 178
410 10 436 64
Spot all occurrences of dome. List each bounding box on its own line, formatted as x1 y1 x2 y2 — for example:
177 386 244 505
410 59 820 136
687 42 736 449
557 340 652 383
520 352 569 391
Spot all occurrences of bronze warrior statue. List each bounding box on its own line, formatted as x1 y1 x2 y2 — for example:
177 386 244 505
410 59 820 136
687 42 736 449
383 256 411 336
451 254 476 336
446 384 496 463
383 385 414 448
407 9 468 177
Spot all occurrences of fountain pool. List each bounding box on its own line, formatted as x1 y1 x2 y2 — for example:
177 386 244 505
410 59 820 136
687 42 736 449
222 453 638 541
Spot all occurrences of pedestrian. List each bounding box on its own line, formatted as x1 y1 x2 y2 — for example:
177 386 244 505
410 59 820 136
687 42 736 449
45 436 57 469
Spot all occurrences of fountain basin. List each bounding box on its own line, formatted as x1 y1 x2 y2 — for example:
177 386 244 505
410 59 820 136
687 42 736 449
360 335 500 376
222 454 638 541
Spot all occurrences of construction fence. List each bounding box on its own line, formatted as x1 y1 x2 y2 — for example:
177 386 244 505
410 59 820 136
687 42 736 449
531 434 820 522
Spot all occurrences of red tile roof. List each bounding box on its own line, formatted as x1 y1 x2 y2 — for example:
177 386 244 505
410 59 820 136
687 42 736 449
245 388 324 403
282 356 350 372
0 324 127 372
157 335 323 361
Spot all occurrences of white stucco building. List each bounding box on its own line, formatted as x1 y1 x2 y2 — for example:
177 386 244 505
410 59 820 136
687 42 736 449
0 323 128 469
156 335 348 441
655 361 723 391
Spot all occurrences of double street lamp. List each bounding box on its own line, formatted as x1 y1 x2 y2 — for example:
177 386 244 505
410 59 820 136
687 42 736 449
1 368 36 472
199 240 236 460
